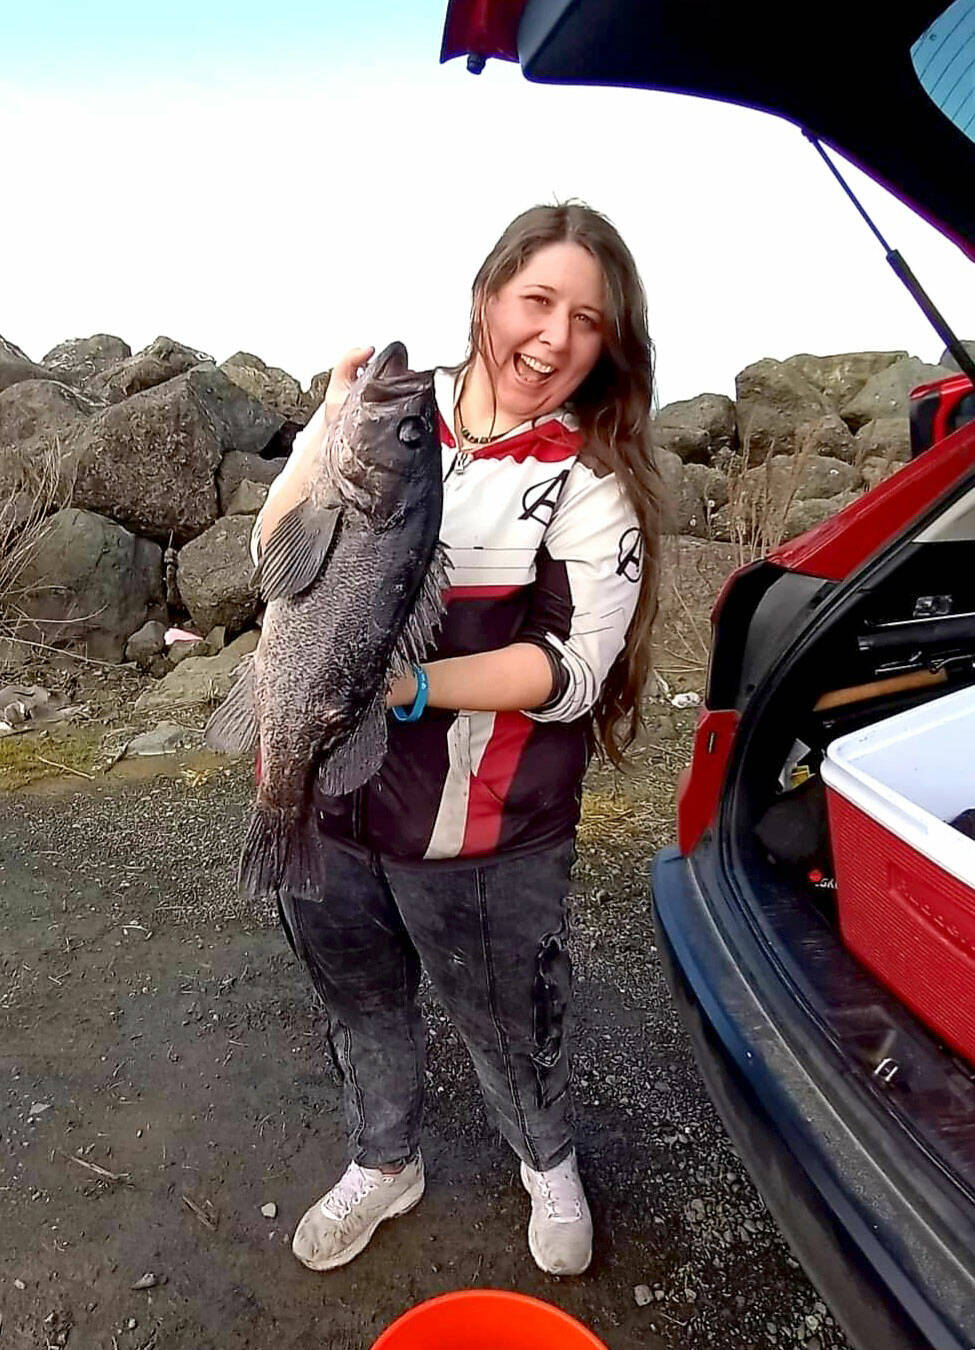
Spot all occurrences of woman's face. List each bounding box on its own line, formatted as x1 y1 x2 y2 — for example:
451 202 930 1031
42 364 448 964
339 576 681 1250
480 240 607 422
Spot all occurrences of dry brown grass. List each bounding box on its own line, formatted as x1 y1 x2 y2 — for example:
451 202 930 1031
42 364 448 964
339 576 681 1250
719 433 810 566
0 437 74 658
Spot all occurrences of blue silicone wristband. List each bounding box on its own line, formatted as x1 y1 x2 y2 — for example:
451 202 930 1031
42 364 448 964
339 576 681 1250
391 664 428 722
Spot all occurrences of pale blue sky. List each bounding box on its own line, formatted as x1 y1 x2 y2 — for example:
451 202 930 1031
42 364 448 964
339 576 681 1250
4 1 975 407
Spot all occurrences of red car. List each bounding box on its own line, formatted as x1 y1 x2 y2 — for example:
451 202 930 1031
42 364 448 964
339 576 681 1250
443 4 975 1346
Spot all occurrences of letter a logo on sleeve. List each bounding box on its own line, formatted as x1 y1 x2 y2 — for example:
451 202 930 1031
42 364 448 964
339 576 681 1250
617 527 643 581
520 471 569 524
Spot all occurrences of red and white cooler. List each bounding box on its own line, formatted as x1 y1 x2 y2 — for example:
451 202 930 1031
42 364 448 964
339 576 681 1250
822 684 975 1064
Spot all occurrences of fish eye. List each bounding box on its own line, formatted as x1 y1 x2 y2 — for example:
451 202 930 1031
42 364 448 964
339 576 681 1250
398 416 424 446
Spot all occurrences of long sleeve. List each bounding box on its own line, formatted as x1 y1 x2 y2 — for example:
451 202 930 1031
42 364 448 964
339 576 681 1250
519 458 643 723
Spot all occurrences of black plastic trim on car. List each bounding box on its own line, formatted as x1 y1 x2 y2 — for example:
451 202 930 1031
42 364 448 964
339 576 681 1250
652 846 975 1350
704 559 778 709
911 388 941 458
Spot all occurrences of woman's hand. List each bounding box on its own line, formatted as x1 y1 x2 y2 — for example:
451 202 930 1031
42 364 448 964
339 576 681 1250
324 345 375 425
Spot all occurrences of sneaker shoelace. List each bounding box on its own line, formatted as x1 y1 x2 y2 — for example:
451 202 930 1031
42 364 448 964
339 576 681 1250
321 1163 379 1220
534 1162 583 1222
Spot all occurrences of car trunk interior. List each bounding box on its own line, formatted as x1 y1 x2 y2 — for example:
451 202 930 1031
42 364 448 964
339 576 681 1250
714 520 975 1208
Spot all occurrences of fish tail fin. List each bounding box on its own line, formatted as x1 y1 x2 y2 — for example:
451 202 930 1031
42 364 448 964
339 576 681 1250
238 802 332 904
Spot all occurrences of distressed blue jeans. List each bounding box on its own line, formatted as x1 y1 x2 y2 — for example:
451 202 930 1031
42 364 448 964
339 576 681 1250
277 835 576 1171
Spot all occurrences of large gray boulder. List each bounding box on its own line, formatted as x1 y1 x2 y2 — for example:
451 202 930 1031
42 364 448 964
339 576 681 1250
0 336 54 394
0 380 104 512
840 356 953 430
679 462 730 538
783 490 861 540
0 378 103 452
72 366 285 544
41 335 131 387
853 417 912 463
784 352 907 413
707 456 860 546
12 507 163 661
176 514 260 634
656 446 683 535
735 359 832 464
1 337 32 364
217 450 288 513
792 454 861 500
220 352 305 421
654 393 736 464
794 412 857 464
86 335 215 403
741 452 859 506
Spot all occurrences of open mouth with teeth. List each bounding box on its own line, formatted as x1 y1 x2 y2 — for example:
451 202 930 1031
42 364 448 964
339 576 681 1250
513 352 556 384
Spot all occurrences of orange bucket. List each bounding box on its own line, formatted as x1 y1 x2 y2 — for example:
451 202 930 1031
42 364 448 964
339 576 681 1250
371 1289 608 1350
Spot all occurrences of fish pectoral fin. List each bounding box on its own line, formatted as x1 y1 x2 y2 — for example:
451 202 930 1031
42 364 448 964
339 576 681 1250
318 694 388 796
255 498 342 602
203 656 259 754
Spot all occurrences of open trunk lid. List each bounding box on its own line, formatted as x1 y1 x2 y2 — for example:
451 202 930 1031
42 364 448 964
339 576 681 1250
442 0 975 262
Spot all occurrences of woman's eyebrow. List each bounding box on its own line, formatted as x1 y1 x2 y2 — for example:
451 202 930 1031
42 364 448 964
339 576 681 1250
523 282 604 315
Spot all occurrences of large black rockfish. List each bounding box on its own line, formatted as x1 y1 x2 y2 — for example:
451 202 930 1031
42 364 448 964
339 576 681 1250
205 342 446 900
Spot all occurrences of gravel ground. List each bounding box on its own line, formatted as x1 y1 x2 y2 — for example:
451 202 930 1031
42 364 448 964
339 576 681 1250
1 721 850 1350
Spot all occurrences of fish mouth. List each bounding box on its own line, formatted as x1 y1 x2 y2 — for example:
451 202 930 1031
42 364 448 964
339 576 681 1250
361 341 432 404
373 341 409 379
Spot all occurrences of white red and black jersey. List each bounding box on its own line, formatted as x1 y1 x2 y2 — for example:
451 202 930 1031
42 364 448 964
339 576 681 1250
254 369 643 862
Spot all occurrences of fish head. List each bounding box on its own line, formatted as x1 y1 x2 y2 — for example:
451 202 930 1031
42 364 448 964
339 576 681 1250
332 342 439 521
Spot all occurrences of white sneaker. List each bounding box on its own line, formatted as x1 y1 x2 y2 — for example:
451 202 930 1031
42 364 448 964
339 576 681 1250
292 1153 425 1272
520 1150 593 1275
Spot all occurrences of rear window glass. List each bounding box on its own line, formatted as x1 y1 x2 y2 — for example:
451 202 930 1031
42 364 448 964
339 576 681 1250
912 0 975 143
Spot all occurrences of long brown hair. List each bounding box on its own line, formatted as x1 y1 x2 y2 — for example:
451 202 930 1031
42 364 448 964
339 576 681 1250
460 202 662 766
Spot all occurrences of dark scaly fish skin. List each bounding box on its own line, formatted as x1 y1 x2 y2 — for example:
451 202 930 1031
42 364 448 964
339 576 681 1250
209 342 445 901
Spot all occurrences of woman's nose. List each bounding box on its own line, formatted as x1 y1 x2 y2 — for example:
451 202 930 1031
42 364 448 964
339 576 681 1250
540 308 571 350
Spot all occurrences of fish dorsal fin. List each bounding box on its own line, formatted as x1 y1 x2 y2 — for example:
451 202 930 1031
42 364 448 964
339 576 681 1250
203 655 259 754
256 498 342 602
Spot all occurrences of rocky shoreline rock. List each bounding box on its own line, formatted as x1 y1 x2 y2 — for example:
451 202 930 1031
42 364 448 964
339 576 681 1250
0 327 963 684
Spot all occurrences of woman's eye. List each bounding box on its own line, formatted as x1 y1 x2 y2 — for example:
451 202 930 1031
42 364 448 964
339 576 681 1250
526 294 549 306
575 313 597 328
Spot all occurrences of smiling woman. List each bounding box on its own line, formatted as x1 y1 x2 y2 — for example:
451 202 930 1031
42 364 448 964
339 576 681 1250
251 200 662 1285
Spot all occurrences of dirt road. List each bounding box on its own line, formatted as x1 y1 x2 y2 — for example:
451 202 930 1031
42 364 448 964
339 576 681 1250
0 733 847 1350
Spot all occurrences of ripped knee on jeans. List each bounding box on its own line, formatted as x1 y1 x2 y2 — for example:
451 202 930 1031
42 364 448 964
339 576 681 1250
531 919 572 1107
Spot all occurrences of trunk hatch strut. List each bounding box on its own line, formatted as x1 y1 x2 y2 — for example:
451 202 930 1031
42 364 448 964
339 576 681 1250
805 131 975 388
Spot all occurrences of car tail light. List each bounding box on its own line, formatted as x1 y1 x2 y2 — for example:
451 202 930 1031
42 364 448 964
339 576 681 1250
677 709 741 855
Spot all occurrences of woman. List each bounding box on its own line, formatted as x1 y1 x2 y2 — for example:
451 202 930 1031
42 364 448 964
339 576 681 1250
253 202 661 1277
